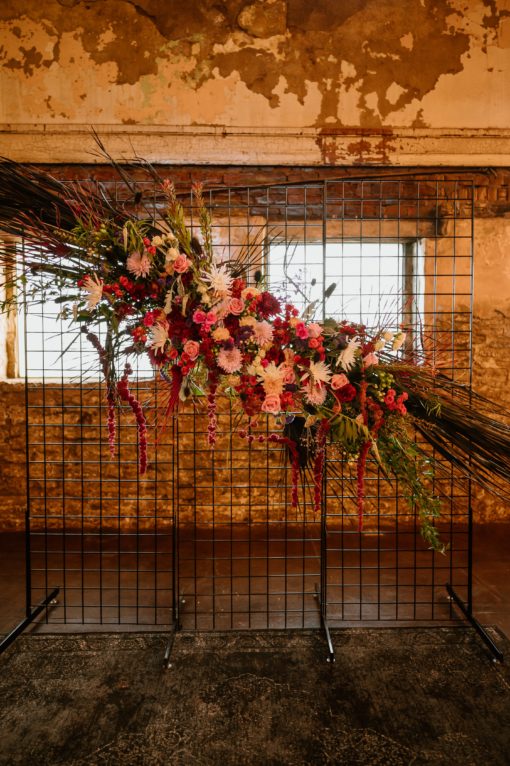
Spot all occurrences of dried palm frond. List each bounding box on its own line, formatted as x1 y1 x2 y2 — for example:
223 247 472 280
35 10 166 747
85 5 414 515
393 366 510 501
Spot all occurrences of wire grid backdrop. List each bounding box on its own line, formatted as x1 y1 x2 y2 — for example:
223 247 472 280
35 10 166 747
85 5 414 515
22 176 474 631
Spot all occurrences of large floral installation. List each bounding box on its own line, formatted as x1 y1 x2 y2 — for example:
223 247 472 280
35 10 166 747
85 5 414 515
2 158 510 553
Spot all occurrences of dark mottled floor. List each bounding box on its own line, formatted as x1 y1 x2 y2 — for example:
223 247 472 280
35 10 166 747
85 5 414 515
1 628 510 766
2 524 510 637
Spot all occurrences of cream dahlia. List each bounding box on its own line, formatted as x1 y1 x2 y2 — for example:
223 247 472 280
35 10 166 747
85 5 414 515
82 274 103 310
338 338 361 371
150 323 169 352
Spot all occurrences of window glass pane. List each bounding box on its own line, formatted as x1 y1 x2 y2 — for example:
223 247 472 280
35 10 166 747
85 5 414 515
267 241 410 325
18 247 88 379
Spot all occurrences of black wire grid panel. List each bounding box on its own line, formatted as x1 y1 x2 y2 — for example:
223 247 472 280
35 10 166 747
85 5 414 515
22 177 474 632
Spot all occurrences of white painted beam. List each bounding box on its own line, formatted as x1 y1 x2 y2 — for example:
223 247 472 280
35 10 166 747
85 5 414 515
0 125 509 166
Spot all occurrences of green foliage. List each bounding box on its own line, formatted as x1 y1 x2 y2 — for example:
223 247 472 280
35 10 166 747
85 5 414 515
378 421 447 554
330 412 370 454
163 183 192 257
192 183 213 263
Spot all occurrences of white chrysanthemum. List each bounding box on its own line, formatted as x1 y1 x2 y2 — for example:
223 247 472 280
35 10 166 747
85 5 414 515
82 274 103 310
338 338 361 371
302 382 327 406
308 360 332 385
258 362 286 396
150 323 169 352
201 264 233 297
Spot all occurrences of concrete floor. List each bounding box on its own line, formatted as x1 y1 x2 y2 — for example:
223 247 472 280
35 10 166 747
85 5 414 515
1 524 509 639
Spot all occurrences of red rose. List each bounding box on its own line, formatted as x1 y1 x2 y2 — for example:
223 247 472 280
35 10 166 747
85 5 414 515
336 383 357 402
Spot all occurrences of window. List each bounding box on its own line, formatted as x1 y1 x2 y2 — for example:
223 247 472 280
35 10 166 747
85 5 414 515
267 240 423 330
13 238 422 379
16 245 123 381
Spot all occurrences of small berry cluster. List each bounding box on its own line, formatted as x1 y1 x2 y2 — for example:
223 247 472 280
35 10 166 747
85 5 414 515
117 364 148 474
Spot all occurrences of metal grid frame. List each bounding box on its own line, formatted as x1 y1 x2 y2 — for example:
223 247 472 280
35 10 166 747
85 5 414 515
17 175 477 647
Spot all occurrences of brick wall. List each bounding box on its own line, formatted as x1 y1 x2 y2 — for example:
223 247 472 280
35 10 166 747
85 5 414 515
1 381 455 533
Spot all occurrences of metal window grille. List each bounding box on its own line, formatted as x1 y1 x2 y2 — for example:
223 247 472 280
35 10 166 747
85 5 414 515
20 176 475 648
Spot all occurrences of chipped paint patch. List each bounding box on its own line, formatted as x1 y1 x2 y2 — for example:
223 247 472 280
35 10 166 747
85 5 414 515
316 128 396 164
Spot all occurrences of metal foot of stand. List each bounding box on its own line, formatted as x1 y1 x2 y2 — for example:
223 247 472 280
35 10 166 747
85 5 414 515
0 587 60 655
314 584 335 663
164 595 186 670
446 583 504 663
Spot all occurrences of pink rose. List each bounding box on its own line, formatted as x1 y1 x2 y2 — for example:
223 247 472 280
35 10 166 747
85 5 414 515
363 353 378 368
183 340 200 360
307 322 322 339
193 309 207 324
261 395 281 415
282 366 296 384
331 373 349 390
203 310 217 330
228 298 245 315
173 254 190 273
295 322 309 340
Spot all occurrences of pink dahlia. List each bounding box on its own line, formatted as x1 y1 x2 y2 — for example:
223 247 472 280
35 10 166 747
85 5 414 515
217 347 243 373
252 320 273 346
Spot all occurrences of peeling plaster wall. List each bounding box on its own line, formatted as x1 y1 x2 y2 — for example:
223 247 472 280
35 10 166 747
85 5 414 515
0 0 509 133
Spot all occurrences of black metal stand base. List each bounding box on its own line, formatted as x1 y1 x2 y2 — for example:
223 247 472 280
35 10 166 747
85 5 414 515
163 595 186 669
163 625 179 670
0 587 60 655
314 584 335 663
446 583 504 663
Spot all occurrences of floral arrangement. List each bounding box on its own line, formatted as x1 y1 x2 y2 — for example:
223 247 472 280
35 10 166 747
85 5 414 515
67 184 430 536
2 158 510 553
